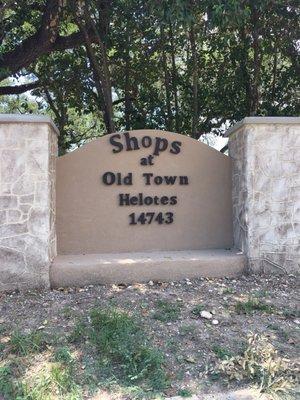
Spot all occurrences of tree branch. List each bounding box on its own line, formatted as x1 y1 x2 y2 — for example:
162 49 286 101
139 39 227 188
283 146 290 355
0 81 40 95
0 0 61 81
113 96 136 106
52 29 97 51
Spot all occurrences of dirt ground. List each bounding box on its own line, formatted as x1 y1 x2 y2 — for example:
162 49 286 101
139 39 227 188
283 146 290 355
0 274 299 399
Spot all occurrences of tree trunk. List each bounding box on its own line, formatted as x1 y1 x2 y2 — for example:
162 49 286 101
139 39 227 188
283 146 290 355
44 88 68 155
77 17 115 134
271 45 278 105
239 26 251 115
124 29 131 130
250 3 261 115
169 22 180 132
189 23 198 139
160 26 172 131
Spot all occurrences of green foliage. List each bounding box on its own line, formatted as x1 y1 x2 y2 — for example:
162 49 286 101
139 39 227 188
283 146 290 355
89 308 167 390
235 298 274 315
191 304 205 317
68 320 87 343
53 347 73 365
0 0 299 154
153 300 182 322
177 388 193 397
212 345 233 360
0 366 16 399
179 324 195 336
10 330 47 356
281 307 300 319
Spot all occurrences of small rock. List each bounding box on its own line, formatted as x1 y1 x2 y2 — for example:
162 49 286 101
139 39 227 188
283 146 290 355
200 310 212 319
293 319 300 325
37 325 45 330
148 280 154 286
212 319 219 325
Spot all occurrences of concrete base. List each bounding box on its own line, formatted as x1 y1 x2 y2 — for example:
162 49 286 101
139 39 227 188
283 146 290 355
50 249 246 288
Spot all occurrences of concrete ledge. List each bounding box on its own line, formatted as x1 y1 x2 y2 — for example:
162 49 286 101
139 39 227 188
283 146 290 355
0 113 59 135
50 249 246 287
225 116 300 137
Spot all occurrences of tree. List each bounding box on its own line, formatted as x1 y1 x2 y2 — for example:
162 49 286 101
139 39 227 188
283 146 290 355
0 0 299 154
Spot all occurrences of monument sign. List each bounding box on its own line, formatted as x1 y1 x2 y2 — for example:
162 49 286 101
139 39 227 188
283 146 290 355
56 130 233 254
1 116 298 292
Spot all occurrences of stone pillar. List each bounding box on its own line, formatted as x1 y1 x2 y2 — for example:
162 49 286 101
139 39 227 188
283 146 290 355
228 117 300 274
0 115 58 291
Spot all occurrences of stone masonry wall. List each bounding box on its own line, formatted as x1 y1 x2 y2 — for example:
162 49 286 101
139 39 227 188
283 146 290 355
228 118 300 274
0 117 58 291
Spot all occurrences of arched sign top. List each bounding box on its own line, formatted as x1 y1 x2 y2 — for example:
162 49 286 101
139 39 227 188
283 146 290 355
62 129 228 160
57 130 233 254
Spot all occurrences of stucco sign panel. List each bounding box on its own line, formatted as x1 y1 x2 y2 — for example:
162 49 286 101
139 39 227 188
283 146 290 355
56 130 233 254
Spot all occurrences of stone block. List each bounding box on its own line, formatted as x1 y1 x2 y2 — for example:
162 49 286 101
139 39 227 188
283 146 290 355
7 210 22 223
1 149 26 183
20 194 34 204
0 211 6 224
228 117 300 274
12 174 35 196
28 207 49 237
0 195 18 210
0 222 28 237
0 116 58 292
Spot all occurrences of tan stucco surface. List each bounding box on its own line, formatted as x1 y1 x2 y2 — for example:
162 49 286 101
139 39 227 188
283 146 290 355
57 130 233 254
50 249 245 287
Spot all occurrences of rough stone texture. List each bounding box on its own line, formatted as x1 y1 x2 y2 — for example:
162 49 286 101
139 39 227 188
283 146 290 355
0 117 58 291
228 118 300 273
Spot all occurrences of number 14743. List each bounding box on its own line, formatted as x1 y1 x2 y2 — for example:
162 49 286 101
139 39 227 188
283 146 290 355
129 212 174 225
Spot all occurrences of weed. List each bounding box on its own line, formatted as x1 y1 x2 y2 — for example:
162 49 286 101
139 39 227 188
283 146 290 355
0 325 7 335
54 346 73 364
252 290 269 298
222 288 235 294
212 345 233 360
0 366 16 399
281 307 300 319
166 338 178 352
268 324 289 340
191 304 205 316
50 364 75 393
10 330 47 356
0 343 5 354
235 297 274 315
153 300 182 322
216 334 298 396
61 306 73 319
20 362 82 400
69 319 86 343
178 388 193 397
89 308 167 390
179 324 195 336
